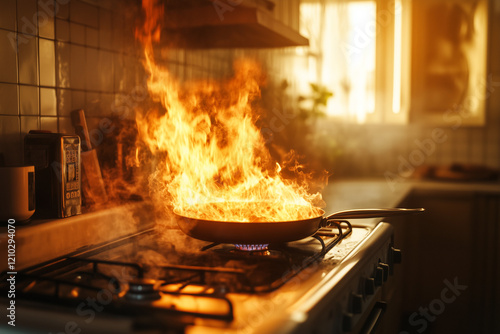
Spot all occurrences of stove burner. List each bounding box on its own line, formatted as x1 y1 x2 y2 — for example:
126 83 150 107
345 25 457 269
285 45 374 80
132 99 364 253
234 244 269 251
125 278 161 301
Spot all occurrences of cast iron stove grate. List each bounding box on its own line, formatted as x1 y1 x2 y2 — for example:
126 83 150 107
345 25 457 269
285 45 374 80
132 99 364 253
0 220 352 323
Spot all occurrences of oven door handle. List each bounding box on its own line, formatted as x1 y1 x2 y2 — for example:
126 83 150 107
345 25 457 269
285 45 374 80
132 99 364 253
360 301 387 334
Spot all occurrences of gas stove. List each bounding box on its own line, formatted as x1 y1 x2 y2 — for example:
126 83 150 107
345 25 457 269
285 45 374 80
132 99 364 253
0 206 401 334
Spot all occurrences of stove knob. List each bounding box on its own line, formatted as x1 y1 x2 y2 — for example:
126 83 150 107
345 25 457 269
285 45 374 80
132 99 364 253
342 313 353 332
392 247 402 264
364 277 375 295
379 263 390 282
390 247 402 275
374 267 384 287
349 293 363 314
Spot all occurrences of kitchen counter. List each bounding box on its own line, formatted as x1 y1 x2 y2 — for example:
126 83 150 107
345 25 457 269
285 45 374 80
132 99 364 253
323 179 412 212
322 178 413 227
0 202 154 272
322 177 500 227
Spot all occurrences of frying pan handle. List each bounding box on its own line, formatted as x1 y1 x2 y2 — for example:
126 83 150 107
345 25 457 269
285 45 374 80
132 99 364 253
324 208 425 220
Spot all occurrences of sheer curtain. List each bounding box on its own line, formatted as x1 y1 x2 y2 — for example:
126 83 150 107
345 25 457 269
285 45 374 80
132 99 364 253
300 0 400 124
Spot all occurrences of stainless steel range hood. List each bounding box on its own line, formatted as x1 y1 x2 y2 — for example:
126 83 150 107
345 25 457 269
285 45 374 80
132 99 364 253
161 1 309 48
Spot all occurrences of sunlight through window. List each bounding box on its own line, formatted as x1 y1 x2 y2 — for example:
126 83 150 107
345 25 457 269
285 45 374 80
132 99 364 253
392 0 402 114
300 0 407 124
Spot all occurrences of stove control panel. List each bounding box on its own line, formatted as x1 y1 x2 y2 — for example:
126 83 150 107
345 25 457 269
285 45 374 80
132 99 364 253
288 223 401 334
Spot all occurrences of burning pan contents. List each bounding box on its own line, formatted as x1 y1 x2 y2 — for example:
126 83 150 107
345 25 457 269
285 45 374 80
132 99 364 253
176 202 324 222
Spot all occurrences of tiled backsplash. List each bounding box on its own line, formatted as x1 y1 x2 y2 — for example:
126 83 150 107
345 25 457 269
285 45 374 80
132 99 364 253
0 0 145 165
1 0 499 180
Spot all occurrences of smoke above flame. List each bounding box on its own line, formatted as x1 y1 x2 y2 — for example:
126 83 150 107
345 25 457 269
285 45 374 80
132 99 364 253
134 0 325 222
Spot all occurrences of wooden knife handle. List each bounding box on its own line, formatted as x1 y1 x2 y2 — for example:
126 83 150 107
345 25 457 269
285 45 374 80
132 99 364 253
71 109 92 151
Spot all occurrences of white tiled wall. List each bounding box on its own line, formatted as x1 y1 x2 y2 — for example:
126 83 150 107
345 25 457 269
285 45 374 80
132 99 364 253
0 0 141 165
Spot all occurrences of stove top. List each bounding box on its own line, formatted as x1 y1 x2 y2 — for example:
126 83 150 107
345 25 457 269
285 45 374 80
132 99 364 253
1 211 398 334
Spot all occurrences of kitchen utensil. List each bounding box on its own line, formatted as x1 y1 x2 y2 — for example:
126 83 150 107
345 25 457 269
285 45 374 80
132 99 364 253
71 109 108 205
174 206 424 244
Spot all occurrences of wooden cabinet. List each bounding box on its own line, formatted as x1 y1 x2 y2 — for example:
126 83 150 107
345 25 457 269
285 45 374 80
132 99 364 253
470 193 500 333
388 188 500 333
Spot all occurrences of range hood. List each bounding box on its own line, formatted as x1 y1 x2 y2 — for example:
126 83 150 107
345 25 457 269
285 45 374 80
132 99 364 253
161 0 309 48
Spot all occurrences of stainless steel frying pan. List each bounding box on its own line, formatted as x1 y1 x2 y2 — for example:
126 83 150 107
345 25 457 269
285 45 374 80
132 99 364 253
174 206 424 244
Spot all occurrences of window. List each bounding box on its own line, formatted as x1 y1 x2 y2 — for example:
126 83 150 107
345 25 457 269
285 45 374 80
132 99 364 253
299 0 410 124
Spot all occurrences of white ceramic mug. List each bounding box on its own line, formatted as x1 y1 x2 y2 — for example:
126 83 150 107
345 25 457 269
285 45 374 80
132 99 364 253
0 166 36 222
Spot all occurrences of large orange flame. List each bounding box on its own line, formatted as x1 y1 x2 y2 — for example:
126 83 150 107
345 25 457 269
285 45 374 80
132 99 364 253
135 0 324 222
